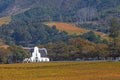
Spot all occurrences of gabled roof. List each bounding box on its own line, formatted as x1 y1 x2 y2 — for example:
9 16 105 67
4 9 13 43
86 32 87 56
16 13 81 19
39 48 48 57
24 47 48 57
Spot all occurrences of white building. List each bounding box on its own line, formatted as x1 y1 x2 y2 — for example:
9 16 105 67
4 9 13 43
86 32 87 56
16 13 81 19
23 47 50 62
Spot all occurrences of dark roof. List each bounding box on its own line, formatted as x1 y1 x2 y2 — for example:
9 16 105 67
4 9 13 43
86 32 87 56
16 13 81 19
39 48 48 57
24 47 48 57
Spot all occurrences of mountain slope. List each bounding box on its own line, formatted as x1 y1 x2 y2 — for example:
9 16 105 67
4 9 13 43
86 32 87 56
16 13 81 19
0 0 35 17
1 0 120 20
0 0 118 46
45 22 106 36
45 22 89 35
8 0 120 33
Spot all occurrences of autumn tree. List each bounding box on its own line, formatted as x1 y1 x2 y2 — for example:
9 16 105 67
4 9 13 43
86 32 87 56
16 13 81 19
109 17 120 58
42 42 70 61
95 44 109 59
0 47 12 63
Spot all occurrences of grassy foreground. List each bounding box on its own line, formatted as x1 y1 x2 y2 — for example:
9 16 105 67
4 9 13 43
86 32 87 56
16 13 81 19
0 62 120 80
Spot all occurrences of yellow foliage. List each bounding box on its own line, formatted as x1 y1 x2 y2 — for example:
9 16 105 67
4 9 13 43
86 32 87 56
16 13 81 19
45 22 89 35
45 22 107 39
0 16 11 26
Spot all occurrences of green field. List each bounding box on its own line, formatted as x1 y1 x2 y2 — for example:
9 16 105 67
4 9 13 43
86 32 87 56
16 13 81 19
0 62 120 80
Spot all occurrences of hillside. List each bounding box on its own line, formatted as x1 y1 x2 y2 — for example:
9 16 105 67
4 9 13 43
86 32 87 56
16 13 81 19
7 0 120 33
45 22 89 35
0 0 120 21
0 0 35 17
0 0 119 27
0 0 120 63
0 0 119 46
0 0 120 18
45 22 106 37
0 0 119 64
0 21 75 46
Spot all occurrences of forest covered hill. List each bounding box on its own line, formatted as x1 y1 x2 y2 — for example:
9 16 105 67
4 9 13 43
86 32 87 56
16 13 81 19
1 0 118 46
0 0 120 22
0 0 120 63
0 0 119 33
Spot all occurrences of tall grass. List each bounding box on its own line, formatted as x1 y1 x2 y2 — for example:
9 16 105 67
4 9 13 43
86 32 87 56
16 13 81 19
0 62 120 80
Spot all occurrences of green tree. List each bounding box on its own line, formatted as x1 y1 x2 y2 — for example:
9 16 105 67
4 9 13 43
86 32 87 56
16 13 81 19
80 31 107 44
8 46 30 63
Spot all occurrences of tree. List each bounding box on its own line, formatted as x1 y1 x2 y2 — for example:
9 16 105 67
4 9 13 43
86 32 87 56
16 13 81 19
41 42 70 61
8 46 30 63
95 44 109 59
0 47 13 63
80 31 107 44
77 7 97 23
109 17 120 58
